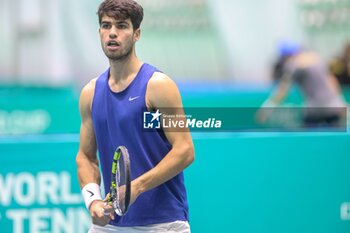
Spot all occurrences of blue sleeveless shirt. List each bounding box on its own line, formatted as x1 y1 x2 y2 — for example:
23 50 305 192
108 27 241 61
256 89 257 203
91 63 189 226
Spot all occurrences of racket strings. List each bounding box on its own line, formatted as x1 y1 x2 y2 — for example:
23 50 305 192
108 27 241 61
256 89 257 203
109 146 131 216
115 161 122 213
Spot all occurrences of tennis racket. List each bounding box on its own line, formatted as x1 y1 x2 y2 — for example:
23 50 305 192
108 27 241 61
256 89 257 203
106 145 131 216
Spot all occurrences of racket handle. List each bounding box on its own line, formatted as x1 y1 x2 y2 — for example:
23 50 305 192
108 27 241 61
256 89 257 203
102 202 113 216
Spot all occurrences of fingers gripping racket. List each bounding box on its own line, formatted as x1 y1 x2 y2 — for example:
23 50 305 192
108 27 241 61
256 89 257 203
106 146 131 216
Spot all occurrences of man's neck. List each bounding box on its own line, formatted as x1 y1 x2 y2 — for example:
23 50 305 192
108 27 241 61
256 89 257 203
109 54 142 82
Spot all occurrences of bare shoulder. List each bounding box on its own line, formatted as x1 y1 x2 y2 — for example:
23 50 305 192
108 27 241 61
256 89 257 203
82 78 97 94
79 78 97 113
148 72 176 87
146 72 182 109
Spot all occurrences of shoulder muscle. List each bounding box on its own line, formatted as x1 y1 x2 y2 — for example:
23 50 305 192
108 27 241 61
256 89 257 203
146 72 183 109
79 78 97 119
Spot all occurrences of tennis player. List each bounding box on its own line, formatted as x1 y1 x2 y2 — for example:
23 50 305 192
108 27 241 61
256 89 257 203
258 41 347 127
75 0 195 232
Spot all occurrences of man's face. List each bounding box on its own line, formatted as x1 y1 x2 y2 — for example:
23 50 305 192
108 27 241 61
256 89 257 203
99 15 140 61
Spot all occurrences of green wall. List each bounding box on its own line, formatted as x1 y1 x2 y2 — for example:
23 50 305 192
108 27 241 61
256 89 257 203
188 132 350 233
0 85 349 232
0 86 80 135
1 132 349 232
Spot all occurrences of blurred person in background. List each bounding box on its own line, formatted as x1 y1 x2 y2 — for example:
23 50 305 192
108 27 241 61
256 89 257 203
258 40 347 128
329 42 350 86
272 51 289 82
76 0 194 232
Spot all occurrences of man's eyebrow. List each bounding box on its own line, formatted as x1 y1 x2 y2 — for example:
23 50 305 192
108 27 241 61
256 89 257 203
101 20 129 25
116 20 129 24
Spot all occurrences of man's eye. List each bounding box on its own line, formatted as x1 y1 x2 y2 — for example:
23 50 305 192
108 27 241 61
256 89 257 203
101 24 111 29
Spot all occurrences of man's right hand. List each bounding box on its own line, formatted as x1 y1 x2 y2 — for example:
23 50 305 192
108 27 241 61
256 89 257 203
89 199 115 226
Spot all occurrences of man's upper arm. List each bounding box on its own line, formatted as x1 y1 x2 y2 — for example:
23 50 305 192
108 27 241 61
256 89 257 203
78 80 97 159
146 72 182 109
146 73 193 147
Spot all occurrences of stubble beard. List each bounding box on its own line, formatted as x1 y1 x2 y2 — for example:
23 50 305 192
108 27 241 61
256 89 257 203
103 43 134 62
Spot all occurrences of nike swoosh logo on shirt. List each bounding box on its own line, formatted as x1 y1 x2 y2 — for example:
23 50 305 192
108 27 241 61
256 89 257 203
129 96 140 101
87 190 94 197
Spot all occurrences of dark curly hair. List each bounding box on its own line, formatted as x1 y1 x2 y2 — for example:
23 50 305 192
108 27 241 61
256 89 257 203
97 0 144 30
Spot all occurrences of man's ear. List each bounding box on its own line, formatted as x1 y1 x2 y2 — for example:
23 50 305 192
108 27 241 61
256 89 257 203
134 28 141 42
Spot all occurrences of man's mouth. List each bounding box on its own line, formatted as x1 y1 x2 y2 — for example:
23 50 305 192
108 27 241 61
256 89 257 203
107 41 120 49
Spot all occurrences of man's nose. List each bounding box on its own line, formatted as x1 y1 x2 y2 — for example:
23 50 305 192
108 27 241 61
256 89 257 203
109 26 117 38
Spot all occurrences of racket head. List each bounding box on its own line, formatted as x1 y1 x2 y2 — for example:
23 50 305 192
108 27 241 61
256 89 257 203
108 145 131 216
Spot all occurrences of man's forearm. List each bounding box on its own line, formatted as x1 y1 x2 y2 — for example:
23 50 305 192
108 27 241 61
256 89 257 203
76 151 101 188
133 143 194 195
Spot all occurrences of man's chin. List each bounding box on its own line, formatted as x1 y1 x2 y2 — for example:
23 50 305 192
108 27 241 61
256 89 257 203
105 51 132 62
